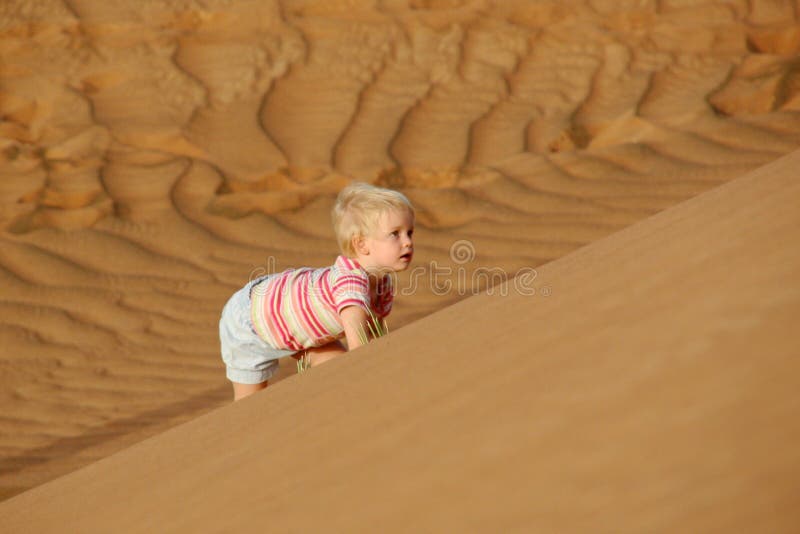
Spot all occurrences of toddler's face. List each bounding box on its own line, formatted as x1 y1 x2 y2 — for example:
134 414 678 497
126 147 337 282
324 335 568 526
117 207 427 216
361 208 415 273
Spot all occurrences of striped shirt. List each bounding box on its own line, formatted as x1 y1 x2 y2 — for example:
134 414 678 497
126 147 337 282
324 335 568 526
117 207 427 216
249 255 393 351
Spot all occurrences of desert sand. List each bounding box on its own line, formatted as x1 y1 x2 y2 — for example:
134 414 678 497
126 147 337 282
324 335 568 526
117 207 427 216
1 0 799 523
2 144 799 532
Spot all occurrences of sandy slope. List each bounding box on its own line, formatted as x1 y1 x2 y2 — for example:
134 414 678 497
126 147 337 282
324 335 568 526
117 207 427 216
1 148 798 532
1 0 800 499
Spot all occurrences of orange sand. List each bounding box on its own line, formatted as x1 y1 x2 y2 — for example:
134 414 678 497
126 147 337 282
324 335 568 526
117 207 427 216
2 148 799 532
1 0 799 512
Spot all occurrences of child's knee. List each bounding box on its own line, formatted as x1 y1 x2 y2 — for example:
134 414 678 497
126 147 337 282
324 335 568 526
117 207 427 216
232 380 268 401
304 340 346 366
307 340 345 355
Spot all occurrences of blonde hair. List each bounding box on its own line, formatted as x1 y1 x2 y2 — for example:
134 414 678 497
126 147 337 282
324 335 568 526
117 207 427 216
332 181 415 257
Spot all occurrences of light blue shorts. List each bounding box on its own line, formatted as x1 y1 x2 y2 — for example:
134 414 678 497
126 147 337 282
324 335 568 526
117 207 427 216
219 276 298 384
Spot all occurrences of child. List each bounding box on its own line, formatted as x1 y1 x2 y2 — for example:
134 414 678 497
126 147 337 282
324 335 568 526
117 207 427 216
219 181 415 401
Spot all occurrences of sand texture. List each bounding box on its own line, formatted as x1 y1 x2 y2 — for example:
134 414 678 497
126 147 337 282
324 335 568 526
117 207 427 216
2 148 799 532
1 0 800 505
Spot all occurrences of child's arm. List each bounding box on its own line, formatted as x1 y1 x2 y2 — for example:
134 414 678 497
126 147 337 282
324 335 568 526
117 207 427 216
339 305 370 351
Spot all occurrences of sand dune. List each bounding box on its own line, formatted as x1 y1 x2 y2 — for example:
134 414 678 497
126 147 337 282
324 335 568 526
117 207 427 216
1 0 800 501
2 148 798 532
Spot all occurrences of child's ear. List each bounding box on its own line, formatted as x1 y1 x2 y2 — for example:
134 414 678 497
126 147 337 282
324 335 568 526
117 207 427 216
352 235 369 255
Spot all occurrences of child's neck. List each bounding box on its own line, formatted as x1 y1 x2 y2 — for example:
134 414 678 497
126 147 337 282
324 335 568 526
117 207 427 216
349 256 380 290
365 270 383 291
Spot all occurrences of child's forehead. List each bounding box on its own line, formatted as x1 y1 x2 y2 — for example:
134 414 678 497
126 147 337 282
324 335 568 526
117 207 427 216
373 207 414 227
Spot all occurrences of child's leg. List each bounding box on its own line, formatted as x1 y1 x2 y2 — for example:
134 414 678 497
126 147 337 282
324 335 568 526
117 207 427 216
232 380 268 401
220 282 290 402
294 340 347 368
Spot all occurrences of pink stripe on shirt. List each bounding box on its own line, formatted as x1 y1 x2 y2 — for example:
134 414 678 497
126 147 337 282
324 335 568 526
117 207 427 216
274 274 301 350
250 255 394 350
297 271 326 340
332 278 368 295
